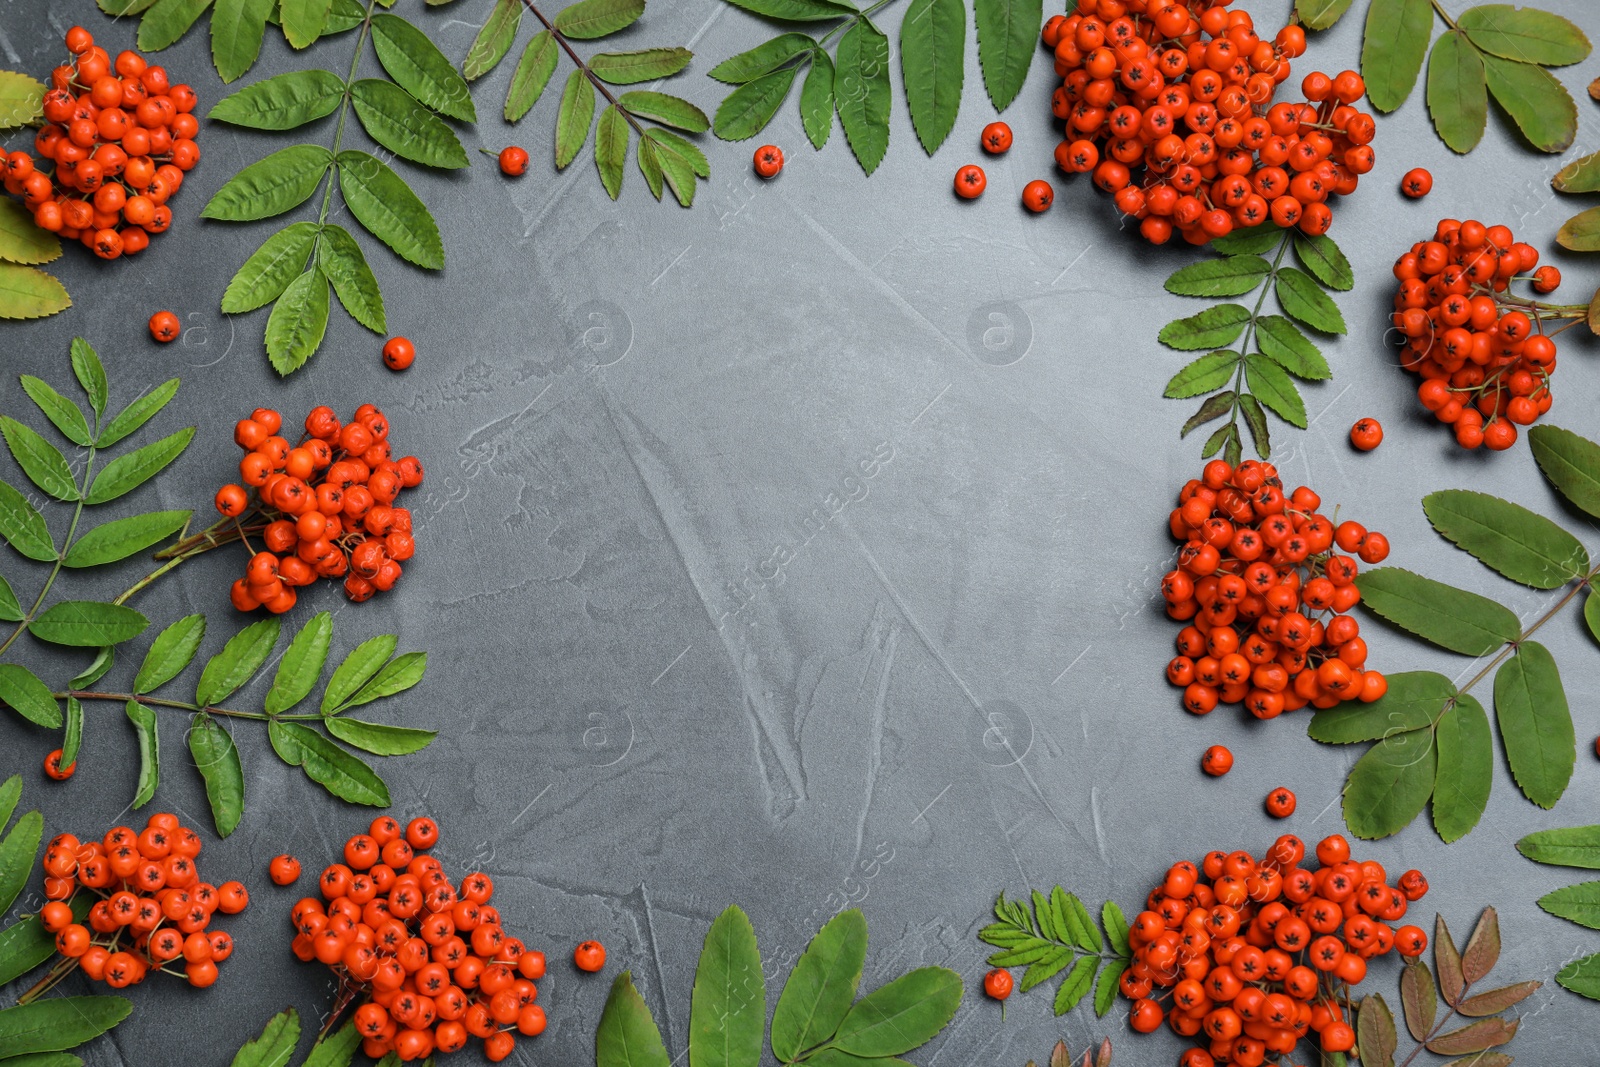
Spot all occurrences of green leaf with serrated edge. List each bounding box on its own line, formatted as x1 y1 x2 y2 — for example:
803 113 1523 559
139 0 214 51
1244 355 1307 427
0 913 70 987
319 225 385 332
337 152 445 269
711 34 815 83
597 971 672 1067
197 617 280 706
714 67 799 139
986 940 1055 967
0 575 20 621
1181 392 1235 436
63 510 190 568
1031 889 1058 940
1428 31 1489 153
638 136 664 199
1362 0 1432 112
264 611 331 714
202 145 332 220
73 642 114 686
1518 824 1600 868
1202 424 1234 461
652 134 700 206
269 721 391 805
591 48 695 85
70 338 106 418
801 48 835 147
649 127 709 175
975 0 1042 111
596 106 629 200
322 0 366 33
350 80 469 168
1166 255 1271 297
1557 953 1600 1000
1310 671 1452 743
228 1008 301 1067
1426 1017 1518 1056
127 699 159 807
1051 955 1097 1015
833 968 961 1056
835 20 892 174
188 713 244 835
1093 957 1126 1017
505 30 559 121
19 377 91 447
102 0 164 13
1458 5 1589 66
281 0 332 48
689 905 764 1067
1495 641 1574 809
1483 52 1576 152
1159 304 1251 350
1357 996 1398 1067
1401 961 1437 1041
321 635 397 714
0 997 132 1057
1297 0 1353 31
0 263 71 321
1559 206 1600 250
325 717 436 756
300 1020 361 1067
1343 728 1436 840
1255 315 1331 379
771 909 868 1061
0 70 45 130
1530 425 1600 517
370 14 475 122
212 0 275 82
97 379 180 449
1422 489 1586 588
0 200 62 266
85 426 194 505
1554 152 1600 193
210 70 345 129
1294 234 1354 290
555 0 645 39
555 69 597 169
1164 351 1237 399
266 268 330 376
1275 267 1347 333
1238 393 1270 456
0 809 41 914
1057 888 1098 950
1356 567 1520 656
1433 693 1492 842
723 0 857 19
464 0 520 80
1456 981 1542 1016
0 479 53 561
30 602 147 647
1210 225 1284 255
0 661 55 720
900 0 964 154
0 417 75 502
0 775 19 836
343 651 425 708
1101 900 1129 957
620 91 710 132
1019 946 1074 992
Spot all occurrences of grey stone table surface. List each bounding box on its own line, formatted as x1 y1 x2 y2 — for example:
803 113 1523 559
3 0 1600 1062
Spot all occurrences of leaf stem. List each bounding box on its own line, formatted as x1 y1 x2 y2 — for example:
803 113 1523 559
1429 0 1459 31
0 444 97 660
517 0 647 137
58 690 323 722
817 0 903 47
1214 229 1295 459
301 0 383 272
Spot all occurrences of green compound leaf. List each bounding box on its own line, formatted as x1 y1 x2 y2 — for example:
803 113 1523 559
1494 641 1574 809
596 971 672 1067
1275 267 1347 334
1427 30 1489 153
1255 315 1331 379
974 0 1042 111
554 0 645 39
1482 51 1576 152
97 379 180 450
1343 728 1437 840
1422 489 1587 588
1356 567 1520 656
556 69 598 169
1158 303 1250 350
464 0 521 81
801 48 835 148
714 67 799 140
349 79 469 168
196 617 280 706
689 905 764 1067
264 268 330 376
189 712 244 835
831 967 961 1057
370 13 476 122
1165 254 1271 297
834 19 892 174
1164 351 1239 399
1458 4 1590 66
1517 824 1600 869
771 909 867 1062
1243 354 1307 428
63 510 190 567
0 664 61 727
505 30 559 122
337 151 445 269
1362 0 1433 112
1433 693 1492 843
900 0 964 154
211 69 346 129
19 376 91 446
319 224 386 333
710 34 815 83
29 602 148 647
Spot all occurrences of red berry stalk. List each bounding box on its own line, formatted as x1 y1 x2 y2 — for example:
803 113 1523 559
1393 218 1588 451
2 26 198 259
1163 459 1389 719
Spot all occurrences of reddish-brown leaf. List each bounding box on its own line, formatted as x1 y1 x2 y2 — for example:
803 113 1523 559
1461 906 1502 984
1401 961 1439 1040
1049 1040 1069 1067
1458 979 1542 1016
1356 995 1398 1067
1436 914 1465 1006
1426 1017 1519 1056
1096 1037 1111 1067
1590 76 1600 100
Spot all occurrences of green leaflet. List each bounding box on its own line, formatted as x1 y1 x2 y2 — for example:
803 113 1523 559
710 33 815 83
196 617 280 706
0 914 66 987
770 909 867 1061
0 416 76 501
832 968 962 1057
1539 881 1600 930
1243 355 1306 428
269 721 391 806
0 664 61 727
265 269 331 376
349 79 469 168
62 510 191 568
0 263 71 322
638 137 664 199
1427 31 1489 153
721 0 857 20
1457 5 1590 66
1164 352 1238 399
1518 824 1600 869
337 151 445 269
1159 304 1251 350
596 106 630 200
0 71 46 131
264 611 332 714
0 575 20 621
1255 315 1330 379
1296 0 1354 31
688 906 764 1067
1529 424 1600 518
834 20 892 174
1432 693 1492 843
72 645 115 689
202 144 333 220
319 224 386 332
0 997 132 1058
343 652 426 708
189 712 245 836
1237 394 1270 456
556 69 598 169
0 809 43 914
212 0 275 82
69 338 107 419
1309 671 1452 743
1494 641 1574 809
1422 489 1587 588
323 718 436 755
464 0 521 80
1294 234 1354 290
505 31 560 122
370 13 476 122
96 379 180 449
1274 267 1346 333
281 0 333 49
801 48 835 148
0 479 54 560
1482 51 1576 153
1052 955 1097 1014
555 0 645 39
647 130 703 206
1361 0 1433 112
321 634 397 713
127 699 160 808
1182 392 1237 436
620 92 710 132
1165 255 1271 297
19 375 91 446
29 601 148 647
0 202 59 269
713 68 799 140
1558 205 1600 251
139 0 215 51
210 70 346 130
1094 958 1127 1017
1355 567 1520 656
1343 728 1437 840
1556 953 1600 1000
596 971 672 1067
974 0 1042 111
900 0 963 154
1554 151 1600 194
590 48 694 84
228 1008 301 1067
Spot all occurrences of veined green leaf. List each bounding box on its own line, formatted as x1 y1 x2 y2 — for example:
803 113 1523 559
975 0 1043 111
1094 958 1127 1017
0 416 76 501
771 909 867 1061
210 70 345 129
69 338 106 418
63 510 190 568
0 263 71 321
1343 728 1437 839
689 905 764 1067
638 137 664 200
713 67 798 140
801 48 835 147
0 574 20 621
710 33 815 83
0 200 63 266
0 664 60 726
318 224 385 332
60 696 83 771
85 427 194 505
228 1008 301 1067
1296 0 1353 31
1166 255 1271 297
1554 151 1600 193
1356 567 1520 656
1428 30 1489 153
463 0 520 81
324 717 436 755
1529 424 1600 517
1255 315 1330 379
619 91 710 132
0 807 43 914
0 913 71 987
555 69 597 169
647 129 705 205
1275 267 1347 333
590 48 694 85
72 645 115 688
1164 351 1239 399
19 376 90 447
0 479 53 561
596 971 672 1067
505 30 559 122
554 0 644 39
127 699 160 808
835 20 891 174
321 634 398 714
1433 693 1492 842
264 611 332 714
596 105 629 200
1482 51 1576 152
1558 205 1600 251
1182 391 1236 437
196 617 280 706
1309 671 1453 743
1557 953 1600 1000
281 0 333 49
371 13 476 122
350 79 469 168
900 0 964 154
29 601 147 647
1362 0 1433 112
1422 489 1587 588
721 0 857 20
97 379 180 449
1494 641 1574 808
1244 355 1307 427
343 651 426 709
0 997 132 1057
1159 304 1251 350
1294 233 1354 290
1458 5 1590 66
189 713 244 836
1518 823 1600 869
0 71 46 131
336 151 445 269
268 721 390 805
138 0 215 51
201 144 332 220
1052 955 1097 1014
212 0 275 82
832 968 961 1057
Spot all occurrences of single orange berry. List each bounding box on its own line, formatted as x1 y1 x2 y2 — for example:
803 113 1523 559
573 939 606 972
148 310 180 343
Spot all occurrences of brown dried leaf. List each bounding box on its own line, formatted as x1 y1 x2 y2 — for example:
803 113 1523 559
1079 1054 1091 1067
1587 286 1600 336
1096 1037 1111 1067
1357 995 1399 1067
1591 76 1600 100
1427 1017 1519 1056
1458 979 1543 1016
1402 961 1439 1041
1439 1055 1512 1067
1462 906 1502 984
1437 914 1466 1006
1050 1040 1069 1067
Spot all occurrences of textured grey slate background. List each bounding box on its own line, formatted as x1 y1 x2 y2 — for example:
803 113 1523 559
3 0 1600 1062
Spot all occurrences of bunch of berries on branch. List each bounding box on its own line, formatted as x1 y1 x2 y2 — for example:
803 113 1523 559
291 817 547 1063
2 27 197 259
1121 834 1429 1066
1393 219 1580 451
1042 0 1377 245
1163 459 1389 719
213 404 423 612
35 812 249 990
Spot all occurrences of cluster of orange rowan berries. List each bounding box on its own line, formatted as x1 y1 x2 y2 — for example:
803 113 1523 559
2 27 197 259
1393 219 1566 451
36 812 248 989
290 817 546 1064
1042 0 1376 245
1163 459 1389 719
213 405 423 613
1121 834 1429 1066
